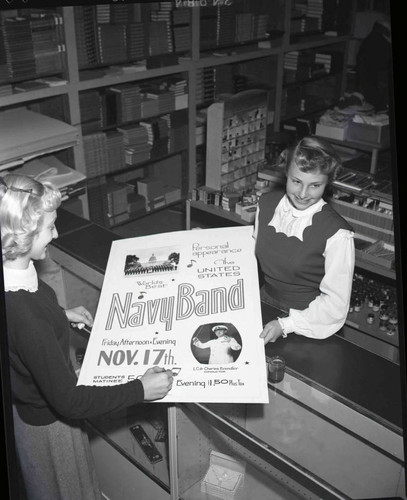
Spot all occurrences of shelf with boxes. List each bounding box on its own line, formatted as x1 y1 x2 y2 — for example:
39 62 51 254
198 1 285 55
0 8 67 96
73 3 192 81
281 41 347 120
289 0 354 43
79 72 189 228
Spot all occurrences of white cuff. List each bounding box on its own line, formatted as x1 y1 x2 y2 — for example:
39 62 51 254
277 316 295 337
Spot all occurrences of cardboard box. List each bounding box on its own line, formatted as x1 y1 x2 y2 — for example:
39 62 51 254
201 451 246 500
346 121 389 146
316 122 348 141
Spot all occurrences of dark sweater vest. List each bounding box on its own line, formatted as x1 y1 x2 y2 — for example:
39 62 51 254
256 190 352 310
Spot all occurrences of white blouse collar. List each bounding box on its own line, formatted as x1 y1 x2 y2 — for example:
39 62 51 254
280 195 325 217
3 260 38 292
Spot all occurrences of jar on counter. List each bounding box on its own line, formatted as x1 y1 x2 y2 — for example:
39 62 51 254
372 299 381 312
379 310 389 331
366 313 375 325
389 315 398 327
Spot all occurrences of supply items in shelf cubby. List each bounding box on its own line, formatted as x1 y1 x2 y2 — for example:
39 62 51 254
206 89 267 193
74 3 191 75
290 0 353 40
284 46 344 84
331 177 394 247
13 154 86 202
199 3 274 52
0 10 65 85
201 451 246 500
80 78 188 132
105 180 133 227
315 92 389 145
349 272 398 338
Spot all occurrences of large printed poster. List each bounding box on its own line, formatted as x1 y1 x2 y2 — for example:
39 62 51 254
77 226 269 403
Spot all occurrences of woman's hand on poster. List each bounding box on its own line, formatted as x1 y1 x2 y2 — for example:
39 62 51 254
65 306 94 328
140 366 173 401
260 320 283 344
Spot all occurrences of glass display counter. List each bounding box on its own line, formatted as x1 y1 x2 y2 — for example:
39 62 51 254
170 376 405 500
46 210 405 500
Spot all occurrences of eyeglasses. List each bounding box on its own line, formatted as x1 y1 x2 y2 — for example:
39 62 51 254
0 177 39 196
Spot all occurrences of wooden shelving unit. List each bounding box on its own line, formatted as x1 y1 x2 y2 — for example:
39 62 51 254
0 1 358 226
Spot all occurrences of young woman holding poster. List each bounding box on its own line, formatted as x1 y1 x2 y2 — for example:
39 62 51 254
0 173 173 500
254 136 355 344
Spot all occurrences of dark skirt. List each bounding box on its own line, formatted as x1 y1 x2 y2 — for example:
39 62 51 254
13 406 102 500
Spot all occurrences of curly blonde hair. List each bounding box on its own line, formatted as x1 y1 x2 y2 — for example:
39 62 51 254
0 173 61 261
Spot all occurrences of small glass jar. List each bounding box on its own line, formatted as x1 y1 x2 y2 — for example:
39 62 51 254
366 313 375 325
372 300 380 312
379 311 389 331
389 315 398 327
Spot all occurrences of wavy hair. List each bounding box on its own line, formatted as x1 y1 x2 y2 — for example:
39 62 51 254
278 136 342 183
0 173 61 261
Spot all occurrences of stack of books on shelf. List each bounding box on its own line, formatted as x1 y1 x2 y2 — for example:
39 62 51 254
80 91 103 132
0 108 78 168
127 183 147 219
109 84 142 123
200 16 217 50
214 65 234 96
253 14 270 40
196 68 215 105
96 4 110 23
127 23 146 60
117 124 152 166
306 0 323 31
148 20 173 56
235 13 252 43
173 25 190 53
111 4 133 24
82 132 109 178
136 176 167 212
106 180 133 227
167 109 188 153
140 93 160 119
97 24 127 65
284 51 300 83
74 6 99 68
106 130 125 174
217 7 235 47
140 117 169 159
30 12 65 75
0 84 12 96
157 88 177 114
167 76 188 110
315 52 332 74
0 29 8 82
87 175 109 226
173 6 190 26
170 3 191 54
0 16 36 80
